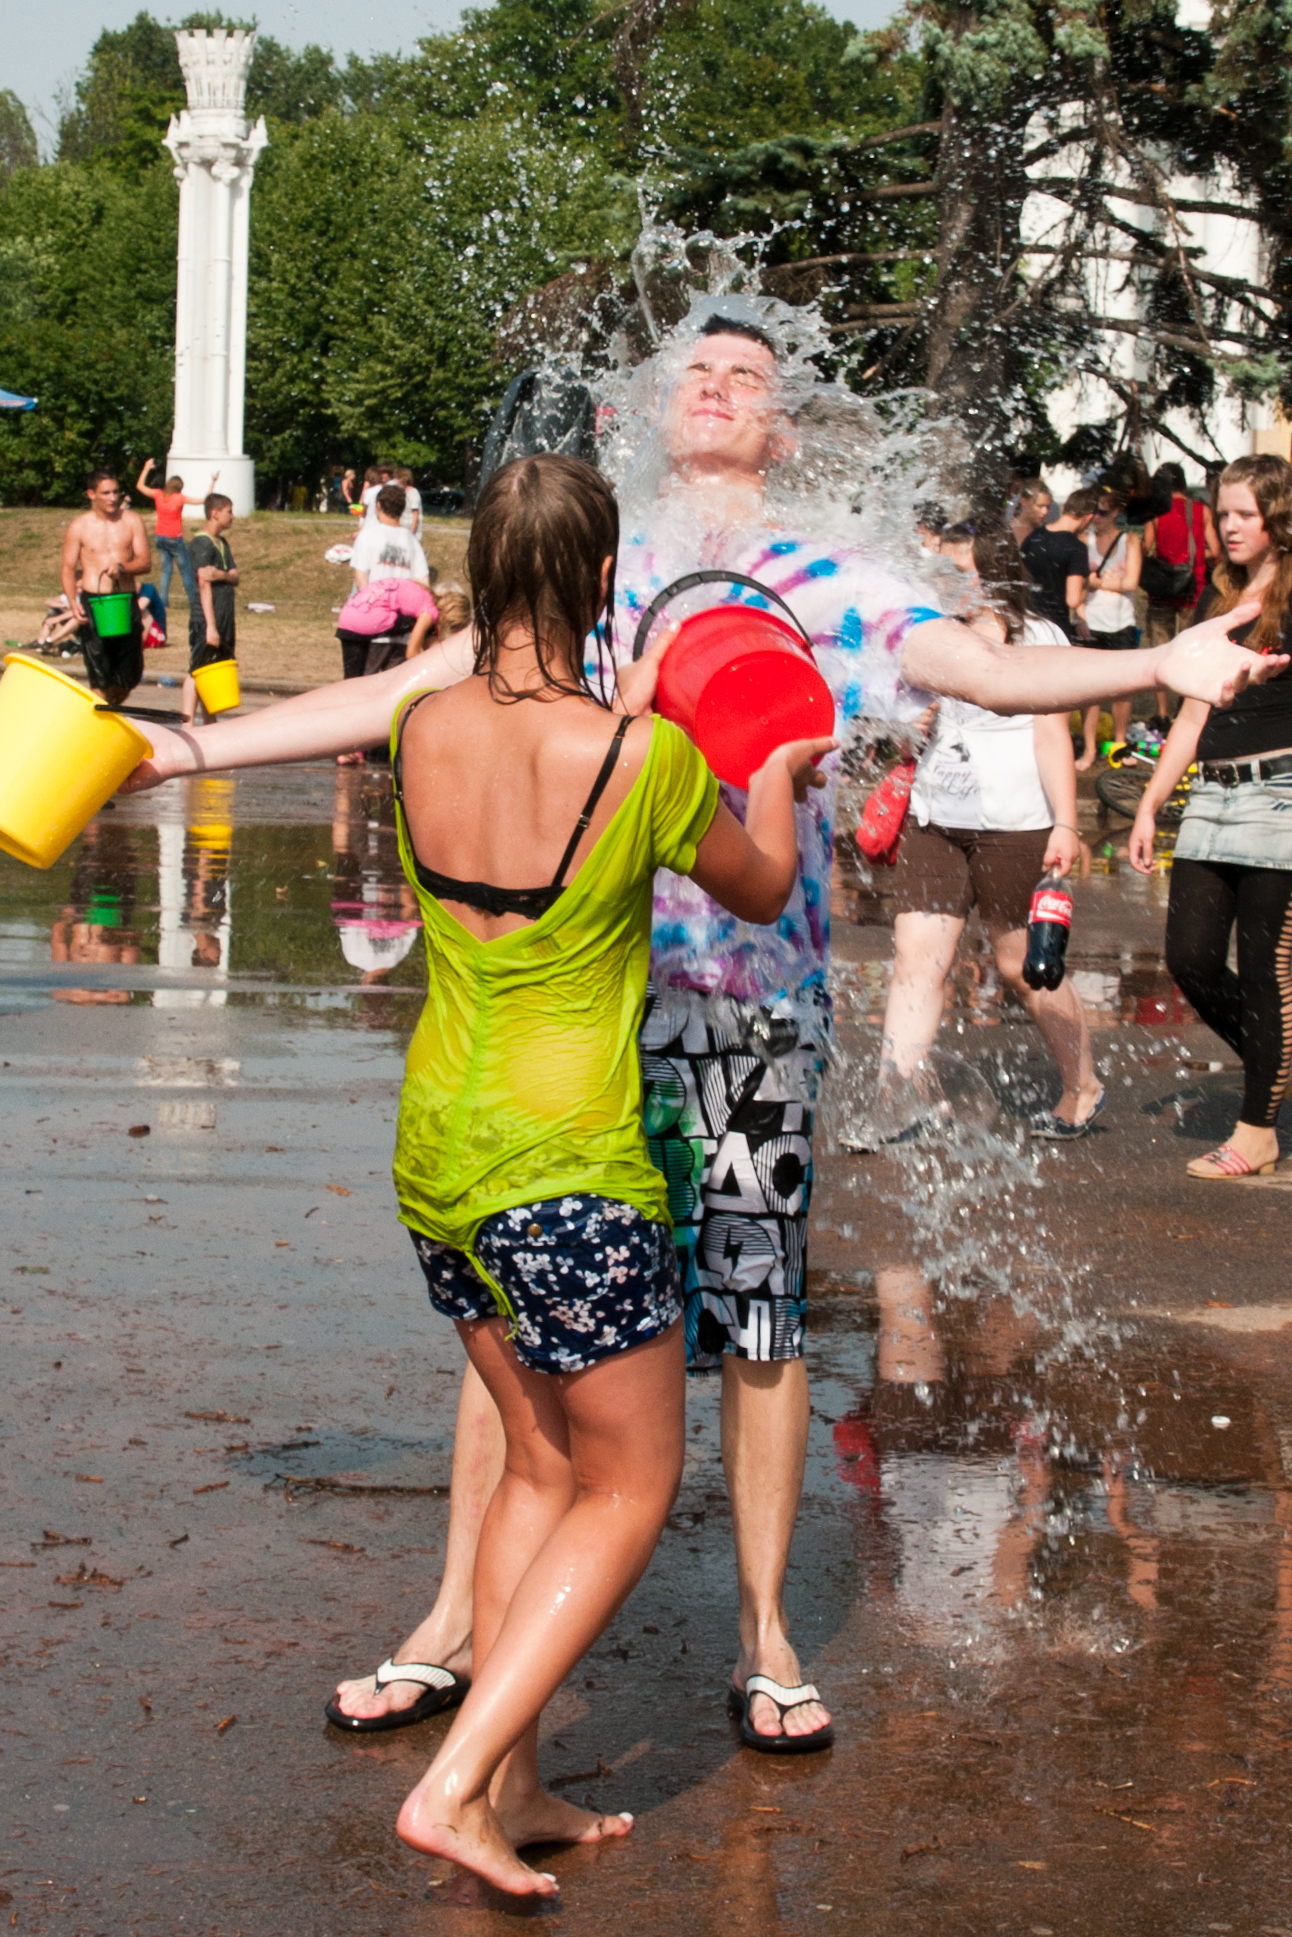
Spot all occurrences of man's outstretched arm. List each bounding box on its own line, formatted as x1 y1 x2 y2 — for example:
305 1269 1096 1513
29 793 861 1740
901 600 1276 716
121 628 476 790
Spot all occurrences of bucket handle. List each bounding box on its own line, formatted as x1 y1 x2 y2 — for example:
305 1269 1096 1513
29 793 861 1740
631 570 814 662
94 703 181 724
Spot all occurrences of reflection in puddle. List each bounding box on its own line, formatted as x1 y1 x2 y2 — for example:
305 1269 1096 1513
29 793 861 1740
817 1264 1292 1684
0 764 426 1003
330 767 421 984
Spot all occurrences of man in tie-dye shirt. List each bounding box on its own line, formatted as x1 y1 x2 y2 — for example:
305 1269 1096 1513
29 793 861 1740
598 316 942 1752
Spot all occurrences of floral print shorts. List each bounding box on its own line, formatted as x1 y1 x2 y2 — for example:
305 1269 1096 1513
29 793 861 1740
410 1196 683 1375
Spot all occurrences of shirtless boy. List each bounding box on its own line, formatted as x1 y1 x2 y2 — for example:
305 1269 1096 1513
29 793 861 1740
61 469 151 705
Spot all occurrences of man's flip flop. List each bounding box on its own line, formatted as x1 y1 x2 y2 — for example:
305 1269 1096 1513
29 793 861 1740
728 1675 835 1755
323 1659 469 1733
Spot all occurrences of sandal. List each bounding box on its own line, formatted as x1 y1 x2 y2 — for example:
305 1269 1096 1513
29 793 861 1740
1030 1087 1106 1141
1187 1143 1277 1180
727 1675 835 1755
323 1658 469 1733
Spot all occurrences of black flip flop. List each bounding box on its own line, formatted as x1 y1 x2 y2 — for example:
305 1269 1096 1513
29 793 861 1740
324 1658 469 1733
728 1675 835 1755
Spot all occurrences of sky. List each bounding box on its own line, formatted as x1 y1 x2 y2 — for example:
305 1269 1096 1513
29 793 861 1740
9 0 900 153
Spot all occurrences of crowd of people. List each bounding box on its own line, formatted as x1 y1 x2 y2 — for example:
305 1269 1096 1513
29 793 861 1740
105 310 1289 1900
901 451 1291 1163
38 454 468 741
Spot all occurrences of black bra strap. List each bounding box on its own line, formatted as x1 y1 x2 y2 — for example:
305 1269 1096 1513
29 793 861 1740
391 690 436 807
548 715 632 889
631 569 813 662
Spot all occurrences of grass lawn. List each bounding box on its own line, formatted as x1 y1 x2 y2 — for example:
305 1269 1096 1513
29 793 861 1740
0 507 470 686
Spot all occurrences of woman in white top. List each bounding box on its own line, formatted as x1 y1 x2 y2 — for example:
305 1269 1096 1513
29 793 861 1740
872 519 1104 1140
1076 486 1143 770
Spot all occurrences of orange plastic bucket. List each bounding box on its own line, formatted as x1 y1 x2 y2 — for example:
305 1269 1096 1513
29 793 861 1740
654 604 834 790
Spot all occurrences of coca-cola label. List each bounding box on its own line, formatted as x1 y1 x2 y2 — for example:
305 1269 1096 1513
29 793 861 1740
1030 887 1072 927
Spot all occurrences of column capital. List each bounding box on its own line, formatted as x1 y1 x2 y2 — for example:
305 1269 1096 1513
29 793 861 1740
164 114 268 184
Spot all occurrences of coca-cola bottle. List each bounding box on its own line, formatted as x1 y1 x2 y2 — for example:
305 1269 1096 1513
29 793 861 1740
1022 869 1073 991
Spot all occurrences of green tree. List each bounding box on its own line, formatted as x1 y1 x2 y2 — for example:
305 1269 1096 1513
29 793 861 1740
0 92 39 181
0 162 177 501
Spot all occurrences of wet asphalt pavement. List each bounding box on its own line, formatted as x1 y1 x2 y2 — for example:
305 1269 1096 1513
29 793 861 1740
2 766 1291 1936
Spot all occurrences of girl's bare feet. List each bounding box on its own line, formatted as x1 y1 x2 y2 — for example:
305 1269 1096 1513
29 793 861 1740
396 1787 559 1898
495 1785 633 1851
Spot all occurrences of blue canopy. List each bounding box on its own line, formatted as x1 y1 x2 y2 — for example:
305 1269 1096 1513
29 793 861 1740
0 388 36 411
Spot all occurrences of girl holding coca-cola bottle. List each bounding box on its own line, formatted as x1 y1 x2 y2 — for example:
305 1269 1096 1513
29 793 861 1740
1130 453 1292 1180
862 517 1104 1144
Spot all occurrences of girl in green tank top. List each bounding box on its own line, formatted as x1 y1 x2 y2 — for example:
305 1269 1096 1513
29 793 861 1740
353 456 834 1897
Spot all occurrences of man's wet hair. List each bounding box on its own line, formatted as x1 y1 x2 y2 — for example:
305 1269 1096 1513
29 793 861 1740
698 314 777 358
86 468 119 491
376 483 407 519
204 491 233 519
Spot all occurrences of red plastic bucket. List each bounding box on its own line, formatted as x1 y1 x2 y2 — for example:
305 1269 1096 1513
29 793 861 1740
654 604 835 790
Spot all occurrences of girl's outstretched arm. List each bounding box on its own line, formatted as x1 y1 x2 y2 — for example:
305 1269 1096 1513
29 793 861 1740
689 736 836 923
902 599 1274 715
120 628 476 789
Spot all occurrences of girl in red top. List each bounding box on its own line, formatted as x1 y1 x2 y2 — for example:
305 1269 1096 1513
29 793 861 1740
134 459 214 611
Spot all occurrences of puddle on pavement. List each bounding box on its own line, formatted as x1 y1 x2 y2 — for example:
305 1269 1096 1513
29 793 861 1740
3 765 1291 1933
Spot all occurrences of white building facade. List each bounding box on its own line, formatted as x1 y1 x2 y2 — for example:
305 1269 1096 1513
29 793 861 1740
164 29 267 518
1024 0 1283 495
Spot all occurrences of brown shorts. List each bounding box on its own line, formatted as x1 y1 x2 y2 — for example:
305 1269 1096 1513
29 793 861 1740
1145 603 1195 650
891 822 1051 929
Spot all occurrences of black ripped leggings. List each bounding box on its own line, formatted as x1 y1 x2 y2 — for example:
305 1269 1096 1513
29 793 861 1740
1165 858 1292 1128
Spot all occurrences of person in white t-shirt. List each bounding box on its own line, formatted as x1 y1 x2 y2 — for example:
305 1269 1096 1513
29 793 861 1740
349 485 430 586
358 466 384 525
872 518 1104 1140
395 466 423 537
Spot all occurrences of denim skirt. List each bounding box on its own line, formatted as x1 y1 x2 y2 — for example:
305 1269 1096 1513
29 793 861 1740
1173 773 1292 870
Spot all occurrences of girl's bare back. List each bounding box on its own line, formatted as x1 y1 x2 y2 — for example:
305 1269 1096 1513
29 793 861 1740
398 681 652 940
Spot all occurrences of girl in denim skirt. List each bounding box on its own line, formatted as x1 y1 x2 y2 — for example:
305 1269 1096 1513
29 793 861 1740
1131 454 1292 1179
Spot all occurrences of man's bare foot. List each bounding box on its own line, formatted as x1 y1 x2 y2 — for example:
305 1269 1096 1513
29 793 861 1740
1075 748 1096 772
333 1630 472 1723
734 1639 831 1740
396 1787 559 1898
496 1786 632 1851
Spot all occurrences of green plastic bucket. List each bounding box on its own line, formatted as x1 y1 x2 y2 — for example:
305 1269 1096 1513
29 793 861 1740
85 589 134 637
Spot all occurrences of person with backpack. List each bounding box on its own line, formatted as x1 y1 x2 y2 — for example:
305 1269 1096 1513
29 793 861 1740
1141 461 1220 727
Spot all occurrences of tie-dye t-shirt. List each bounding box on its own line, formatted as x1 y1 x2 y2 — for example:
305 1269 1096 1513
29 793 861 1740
594 521 941 1008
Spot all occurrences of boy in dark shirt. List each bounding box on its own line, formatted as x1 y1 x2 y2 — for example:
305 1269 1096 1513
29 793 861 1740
1021 487 1097 637
184 493 239 725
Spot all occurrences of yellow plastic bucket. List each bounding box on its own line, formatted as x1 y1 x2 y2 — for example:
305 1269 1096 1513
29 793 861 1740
193 658 241 715
0 654 152 869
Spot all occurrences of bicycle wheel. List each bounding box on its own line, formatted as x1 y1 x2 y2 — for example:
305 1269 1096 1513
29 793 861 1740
1095 769 1150 821
1094 768 1189 827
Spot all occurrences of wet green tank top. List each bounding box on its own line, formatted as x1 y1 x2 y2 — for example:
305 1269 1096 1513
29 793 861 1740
391 709 719 1272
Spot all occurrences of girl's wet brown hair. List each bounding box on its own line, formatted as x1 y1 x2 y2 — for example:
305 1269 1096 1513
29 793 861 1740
942 516 1034 642
1211 453 1292 652
467 454 617 704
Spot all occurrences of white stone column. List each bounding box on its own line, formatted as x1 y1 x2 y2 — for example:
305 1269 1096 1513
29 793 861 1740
164 29 267 518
